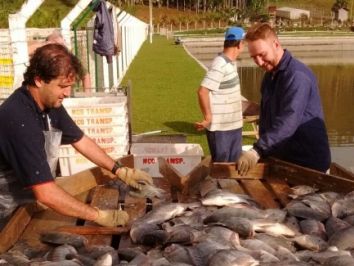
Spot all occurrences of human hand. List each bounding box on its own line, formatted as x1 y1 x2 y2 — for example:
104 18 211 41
194 119 211 131
236 149 260 176
94 208 129 227
117 167 153 190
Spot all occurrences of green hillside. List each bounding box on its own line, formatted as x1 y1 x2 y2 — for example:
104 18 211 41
0 0 347 28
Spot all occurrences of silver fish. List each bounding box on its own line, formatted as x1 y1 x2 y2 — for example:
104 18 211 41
78 245 115 260
46 244 77 262
328 226 354 250
249 250 279 263
208 249 259 266
117 247 146 262
204 226 240 249
284 216 301 236
286 201 329 221
325 216 351 239
163 244 193 265
30 259 83 266
289 185 318 199
201 189 258 207
275 246 299 263
165 224 202 245
40 231 88 248
0 250 30 265
199 176 218 197
204 216 254 238
343 214 354 225
129 181 166 199
323 255 354 266
299 219 327 240
186 240 230 266
255 233 296 253
332 198 354 218
134 202 201 225
253 220 296 237
293 235 328 252
93 253 112 266
130 223 168 246
240 239 276 255
203 206 266 222
302 248 352 264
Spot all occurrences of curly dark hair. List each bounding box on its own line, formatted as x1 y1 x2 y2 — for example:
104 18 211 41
224 40 242 49
23 43 84 86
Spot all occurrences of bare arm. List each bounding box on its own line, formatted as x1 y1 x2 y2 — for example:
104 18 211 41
195 86 212 131
32 182 98 221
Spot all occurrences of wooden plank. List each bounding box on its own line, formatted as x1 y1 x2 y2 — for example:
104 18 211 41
210 162 268 179
218 179 245 194
85 186 120 246
263 176 291 207
18 191 89 252
269 158 354 193
330 162 354 181
199 177 219 197
118 195 147 249
19 209 77 252
182 157 211 196
56 225 130 235
152 178 172 205
0 204 35 253
240 180 279 209
158 157 184 190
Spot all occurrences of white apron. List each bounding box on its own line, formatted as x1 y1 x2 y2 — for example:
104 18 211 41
0 114 62 228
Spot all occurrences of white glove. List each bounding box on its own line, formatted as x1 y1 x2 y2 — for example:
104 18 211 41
94 208 129 227
116 167 153 190
236 149 260 176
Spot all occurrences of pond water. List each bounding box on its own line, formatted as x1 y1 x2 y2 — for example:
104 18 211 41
239 64 354 147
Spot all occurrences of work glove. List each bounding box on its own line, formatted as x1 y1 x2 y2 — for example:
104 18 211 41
116 167 153 190
94 208 129 227
237 149 260 176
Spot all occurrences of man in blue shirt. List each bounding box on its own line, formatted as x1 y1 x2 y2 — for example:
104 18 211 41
0 44 152 228
237 23 331 175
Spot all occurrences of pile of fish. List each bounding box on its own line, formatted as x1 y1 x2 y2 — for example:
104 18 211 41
126 178 354 266
2 177 354 265
0 231 118 265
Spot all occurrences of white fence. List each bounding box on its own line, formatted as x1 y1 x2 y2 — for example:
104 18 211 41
0 1 148 99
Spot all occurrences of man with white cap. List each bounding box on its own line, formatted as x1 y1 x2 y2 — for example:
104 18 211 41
195 27 245 162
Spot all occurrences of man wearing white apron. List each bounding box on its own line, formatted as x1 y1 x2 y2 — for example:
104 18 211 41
0 43 152 229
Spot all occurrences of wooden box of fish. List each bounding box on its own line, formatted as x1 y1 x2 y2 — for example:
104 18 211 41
1 155 354 266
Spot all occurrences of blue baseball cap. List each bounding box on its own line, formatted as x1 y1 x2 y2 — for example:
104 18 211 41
225 27 245 41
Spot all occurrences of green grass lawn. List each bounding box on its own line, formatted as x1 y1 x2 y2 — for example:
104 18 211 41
122 35 256 156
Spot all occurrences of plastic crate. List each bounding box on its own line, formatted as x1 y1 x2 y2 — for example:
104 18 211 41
130 143 204 177
58 96 130 176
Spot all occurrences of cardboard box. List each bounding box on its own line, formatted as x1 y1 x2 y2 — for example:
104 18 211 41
130 143 204 177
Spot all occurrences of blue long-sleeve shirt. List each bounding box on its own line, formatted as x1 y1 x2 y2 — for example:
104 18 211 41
253 50 331 172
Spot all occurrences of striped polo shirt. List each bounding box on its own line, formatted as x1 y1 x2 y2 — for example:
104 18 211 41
201 54 243 131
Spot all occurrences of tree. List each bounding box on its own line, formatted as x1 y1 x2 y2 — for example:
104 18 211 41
332 0 349 11
245 0 267 21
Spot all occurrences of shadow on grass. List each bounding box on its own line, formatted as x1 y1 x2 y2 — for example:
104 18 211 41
164 121 204 136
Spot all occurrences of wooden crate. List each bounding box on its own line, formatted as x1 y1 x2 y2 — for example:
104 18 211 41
1 156 354 254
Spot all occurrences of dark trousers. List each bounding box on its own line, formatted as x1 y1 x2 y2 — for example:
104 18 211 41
206 128 242 162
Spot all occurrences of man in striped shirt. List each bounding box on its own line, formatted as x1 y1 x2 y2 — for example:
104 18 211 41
195 27 245 162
